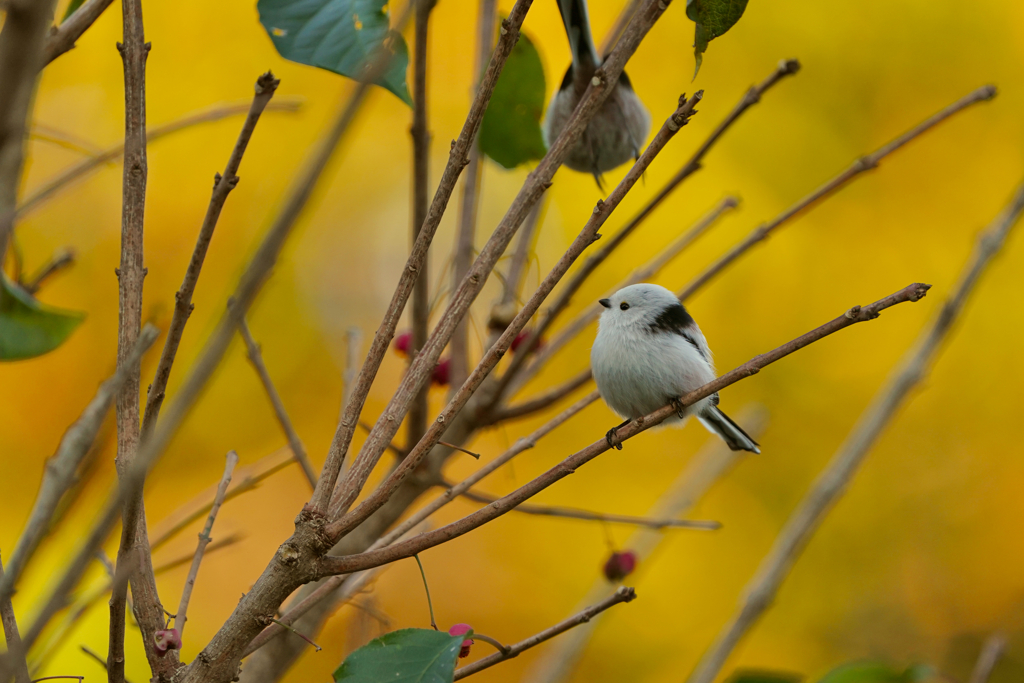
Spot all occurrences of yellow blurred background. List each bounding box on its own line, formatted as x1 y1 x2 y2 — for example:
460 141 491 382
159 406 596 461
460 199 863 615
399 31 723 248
3 0 1024 681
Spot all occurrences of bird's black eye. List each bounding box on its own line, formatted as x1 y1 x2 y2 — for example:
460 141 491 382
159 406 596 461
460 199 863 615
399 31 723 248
619 302 630 311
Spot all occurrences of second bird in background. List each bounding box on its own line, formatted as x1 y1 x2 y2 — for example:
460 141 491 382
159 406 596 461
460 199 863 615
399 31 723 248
544 0 652 188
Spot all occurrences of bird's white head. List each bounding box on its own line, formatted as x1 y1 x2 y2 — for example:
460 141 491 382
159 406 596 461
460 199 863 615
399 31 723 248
597 283 689 332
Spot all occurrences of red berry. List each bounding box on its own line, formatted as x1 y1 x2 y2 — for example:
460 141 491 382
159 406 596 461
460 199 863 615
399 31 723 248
154 629 181 656
602 551 638 582
394 331 412 355
510 330 545 354
448 623 474 658
432 358 451 386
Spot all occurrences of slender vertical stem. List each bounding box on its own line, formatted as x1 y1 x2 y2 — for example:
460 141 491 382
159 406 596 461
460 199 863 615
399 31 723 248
407 0 436 449
449 0 498 390
412 555 438 630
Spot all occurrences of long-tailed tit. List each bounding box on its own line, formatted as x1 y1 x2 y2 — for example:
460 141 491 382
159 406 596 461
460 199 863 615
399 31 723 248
544 0 651 188
591 283 760 453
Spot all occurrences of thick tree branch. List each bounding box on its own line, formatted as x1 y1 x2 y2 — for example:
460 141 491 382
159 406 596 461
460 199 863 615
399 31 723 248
682 181 1024 683
0 555 30 683
17 98 300 218
678 84 997 302
43 0 115 65
320 282 928 577
0 325 158 606
452 587 637 679
142 74 281 434
314 0 536 515
174 451 239 639
327 92 704 537
239 318 317 489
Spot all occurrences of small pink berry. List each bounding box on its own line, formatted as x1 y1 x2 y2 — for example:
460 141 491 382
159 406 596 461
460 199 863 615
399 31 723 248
394 331 412 355
431 358 451 386
603 551 638 582
448 623 473 658
154 629 181 656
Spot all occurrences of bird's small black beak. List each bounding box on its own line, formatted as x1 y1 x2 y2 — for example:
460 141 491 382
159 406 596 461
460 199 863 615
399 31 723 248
599 298 611 309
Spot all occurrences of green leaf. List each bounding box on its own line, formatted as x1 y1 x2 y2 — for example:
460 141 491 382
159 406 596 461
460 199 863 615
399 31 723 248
333 628 468 683
686 0 749 78
62 0 85 21
727 670 804 683
257 0 412 105
0 273 84 361
478 28 547 169
817 662 933 683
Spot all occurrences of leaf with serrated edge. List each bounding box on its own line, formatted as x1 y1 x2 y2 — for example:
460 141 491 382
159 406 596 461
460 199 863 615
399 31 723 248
258 0 412 105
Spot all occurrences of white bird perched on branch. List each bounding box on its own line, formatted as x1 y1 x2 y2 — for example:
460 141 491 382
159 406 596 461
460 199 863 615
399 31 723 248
591 283 760 453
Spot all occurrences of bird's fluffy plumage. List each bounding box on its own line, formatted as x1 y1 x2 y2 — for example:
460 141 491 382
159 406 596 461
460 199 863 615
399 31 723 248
591 283 760 453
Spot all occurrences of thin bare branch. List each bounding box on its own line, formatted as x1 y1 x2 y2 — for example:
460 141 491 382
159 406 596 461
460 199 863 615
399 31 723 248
108 1 162 676
43 0 114 64
678 84 997 303
239 318 317 489
175 451 239 638
454 486 721 529
314 0 538 515
0 0 59 262
0 555 30 683
142 73 282 434
153 534 244 575
22 248 75 294
320 281 929 577
150 448 292 552
327 92 704 537
452 587 637 679
682 181 1024 683
486 368 594 424
407 0 437 451
501 200 543 306
448 0 496 391
17 98 301 218
969 634 1007 683
527 407 768 683
0 325 157 608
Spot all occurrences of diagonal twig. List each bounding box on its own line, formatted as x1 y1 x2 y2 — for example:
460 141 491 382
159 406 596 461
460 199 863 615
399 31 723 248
238 317 317 489
682 180 1024 683
174 451 239 638
43 0 114 64
969 633 1007 683
452 587 637 679
0 554 30 683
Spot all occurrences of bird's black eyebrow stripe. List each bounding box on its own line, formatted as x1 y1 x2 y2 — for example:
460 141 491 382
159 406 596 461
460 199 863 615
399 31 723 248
647 303 708 360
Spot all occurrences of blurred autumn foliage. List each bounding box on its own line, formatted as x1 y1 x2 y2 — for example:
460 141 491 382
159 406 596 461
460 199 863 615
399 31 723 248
2 0 1024 683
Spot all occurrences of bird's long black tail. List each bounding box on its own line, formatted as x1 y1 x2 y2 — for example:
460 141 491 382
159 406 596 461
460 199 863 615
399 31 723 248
698 406 761 453
556 0 600 69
